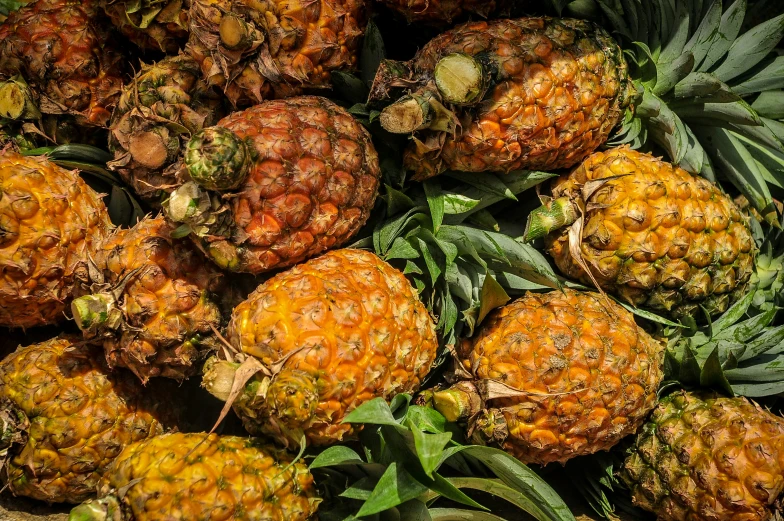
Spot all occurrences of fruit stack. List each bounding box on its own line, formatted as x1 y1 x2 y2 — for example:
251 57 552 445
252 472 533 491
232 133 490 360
0 0 783 520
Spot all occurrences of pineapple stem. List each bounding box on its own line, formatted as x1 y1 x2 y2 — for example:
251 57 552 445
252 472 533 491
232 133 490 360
68 496 122 521
380 94 434 134
219 14 253 51
202 358 242 402
71 294 114 332
128 129 169 169
522 197 580 242
0 77 40 120
430 381 484 422
434 53 488 105
165 181 211 225
185 127 250 191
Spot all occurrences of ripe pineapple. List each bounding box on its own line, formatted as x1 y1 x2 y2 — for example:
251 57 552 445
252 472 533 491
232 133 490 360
165 96 381 274
621 391 784 521
186 0 367 107
0 336 179 503
0 152 113 329
202 249 438 447
369 17 635 180
425 289 663 465
68 432 319 521
101 0 189 53
109 54 225 205
378 0 496 23
0 0 125 128
71 216 224 383
524 147 757 319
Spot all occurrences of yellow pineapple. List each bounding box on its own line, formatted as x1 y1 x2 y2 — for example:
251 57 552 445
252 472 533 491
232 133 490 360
0 151 112 328
0 337 180 503
203 249 438 447
69 432 318 521
426 289 663 465
524 147 756 319
621 391 784 521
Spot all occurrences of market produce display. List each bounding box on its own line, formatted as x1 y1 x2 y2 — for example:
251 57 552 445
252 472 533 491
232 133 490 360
0 1 782 520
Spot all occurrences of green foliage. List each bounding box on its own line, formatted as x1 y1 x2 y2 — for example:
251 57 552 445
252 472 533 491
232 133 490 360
596 0 784 226
311 396 575 521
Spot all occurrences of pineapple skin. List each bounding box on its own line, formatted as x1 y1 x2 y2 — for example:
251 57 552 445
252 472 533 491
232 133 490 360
0 0 125 127
379 0 495 23
621 391 784 521
191 96 380 274
0 337 179 503
109 54 225 204
186 0 367 107
458 289 663 465
0 152 112 329
88 216 224 382
227 249 438 446
545 147 756 318
373 17 634 180
94 432 318 520
101 0 189 53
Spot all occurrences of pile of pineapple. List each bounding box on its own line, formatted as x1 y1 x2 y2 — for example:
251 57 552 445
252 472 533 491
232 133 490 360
1 0 784 520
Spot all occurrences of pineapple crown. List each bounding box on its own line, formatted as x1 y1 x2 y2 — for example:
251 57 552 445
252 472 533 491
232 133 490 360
184 127 250 192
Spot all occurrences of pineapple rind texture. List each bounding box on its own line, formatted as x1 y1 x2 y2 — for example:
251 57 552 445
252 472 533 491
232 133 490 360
458 289 664 465
0 337 178 503
373 17 634 180
193 96 381 274
90 216 224 382
621 391 784 521
109 54 225 204
186 0 366 107
95 432 318 521
228 249 439 446
0 152 112 329
545 147 756 318
0 0 125 127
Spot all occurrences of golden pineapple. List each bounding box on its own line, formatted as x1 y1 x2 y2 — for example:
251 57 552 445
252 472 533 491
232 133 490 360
426 289 663 465
524 147 757 319
0 0 125 127
69 432 319 521
203 249 438 447
621 391 784 521
109 54 225 204
71 216 224 383
370 17 635 180
101 0 189 53
165 96 381 274
0 152 112 329
186 0 367 107
0 337 180 503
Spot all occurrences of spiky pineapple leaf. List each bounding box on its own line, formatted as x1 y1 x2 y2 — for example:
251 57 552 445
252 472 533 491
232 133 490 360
711 13 784 83
361 21 385 88
356 463 430 517
699 0 746 72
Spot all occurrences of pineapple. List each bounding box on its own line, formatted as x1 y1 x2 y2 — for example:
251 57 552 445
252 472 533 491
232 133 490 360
620 391 784 521
68 432 318 521
0 336 180 503
0 0 125 128
369 17 635 180
70 216 225 383
164 96 381 274
425 289 663 466
108 54 225 205
524 147 756 319
202 249 439 447
0 151 113 329
377 0 496 23
101 0 189 53
186 0 367 107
